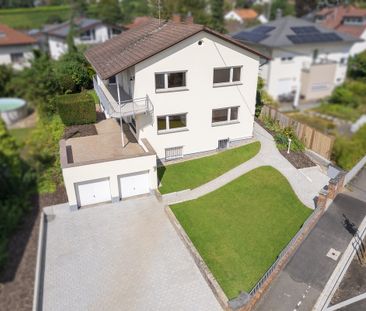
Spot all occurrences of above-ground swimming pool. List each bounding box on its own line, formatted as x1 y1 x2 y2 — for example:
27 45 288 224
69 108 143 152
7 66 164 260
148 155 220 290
0 98 28 125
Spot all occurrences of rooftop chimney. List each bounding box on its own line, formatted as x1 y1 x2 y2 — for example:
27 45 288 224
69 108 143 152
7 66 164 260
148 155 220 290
172 14 181 23
276 8 282 20
185 12 194 24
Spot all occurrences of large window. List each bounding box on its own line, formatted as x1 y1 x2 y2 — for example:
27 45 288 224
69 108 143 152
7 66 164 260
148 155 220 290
108 27 122 38
212 107 239 124
213 66 241 85
80 29 96 41
10 52 24 63
157 113 187 132
155 71 187 91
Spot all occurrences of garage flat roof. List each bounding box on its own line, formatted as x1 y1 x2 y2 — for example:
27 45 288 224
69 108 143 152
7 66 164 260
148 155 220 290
60 119 154 167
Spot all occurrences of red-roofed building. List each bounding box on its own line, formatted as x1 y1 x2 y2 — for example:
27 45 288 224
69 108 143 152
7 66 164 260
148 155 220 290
0 24 38 69
315 5 366 55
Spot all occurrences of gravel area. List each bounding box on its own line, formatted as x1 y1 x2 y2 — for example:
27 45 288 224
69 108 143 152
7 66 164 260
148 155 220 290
0 186 67 311
330 238 366 306
63 124 97 139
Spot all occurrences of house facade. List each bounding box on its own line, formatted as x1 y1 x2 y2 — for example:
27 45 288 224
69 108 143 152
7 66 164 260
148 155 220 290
0 24 37 70
315 5 366 56
43 18 124 59
232 16 359 102
60 19 265 209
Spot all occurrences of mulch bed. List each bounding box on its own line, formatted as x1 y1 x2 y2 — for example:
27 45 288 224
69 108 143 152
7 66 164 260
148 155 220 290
0 186 67 311
62 124 97 139
256 118 315 169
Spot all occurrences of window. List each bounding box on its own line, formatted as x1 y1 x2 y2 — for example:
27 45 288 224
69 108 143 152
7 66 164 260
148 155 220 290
155 71 187 91
109 76 116 84
212 107 239 124
281 56 293 62
10 52 24 63
312 49 319 62
108 27 122 38
213 66 242 85
340 57 347 65
344 17 363 25
157 114 187 132
80 29 96 41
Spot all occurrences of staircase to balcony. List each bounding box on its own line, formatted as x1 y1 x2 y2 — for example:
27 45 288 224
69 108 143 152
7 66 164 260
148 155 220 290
93 76 154 118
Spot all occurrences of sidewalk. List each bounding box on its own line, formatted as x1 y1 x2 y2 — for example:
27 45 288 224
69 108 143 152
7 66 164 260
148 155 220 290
253 174 366 311
163 122 329 209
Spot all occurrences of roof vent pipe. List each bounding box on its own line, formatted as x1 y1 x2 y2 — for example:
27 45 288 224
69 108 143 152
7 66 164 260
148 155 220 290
276 8 282 20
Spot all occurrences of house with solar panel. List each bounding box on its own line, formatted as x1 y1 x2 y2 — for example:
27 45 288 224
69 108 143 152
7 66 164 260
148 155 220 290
42 18 125 60
59 18 269 209
232 16 360 102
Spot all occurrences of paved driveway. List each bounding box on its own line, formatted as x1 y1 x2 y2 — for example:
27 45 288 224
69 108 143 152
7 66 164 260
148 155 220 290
40 196 222 311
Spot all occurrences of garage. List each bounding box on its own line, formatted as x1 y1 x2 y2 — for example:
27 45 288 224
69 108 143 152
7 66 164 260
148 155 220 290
119 171 150 199
277 78 293 95
76 178 112 207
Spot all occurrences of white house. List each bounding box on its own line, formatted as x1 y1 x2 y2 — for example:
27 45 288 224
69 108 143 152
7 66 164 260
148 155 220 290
0 24 37 70
60 18 266 209
224 8 259 24
43 18 125 59
315 5 366 56
232 16 360 102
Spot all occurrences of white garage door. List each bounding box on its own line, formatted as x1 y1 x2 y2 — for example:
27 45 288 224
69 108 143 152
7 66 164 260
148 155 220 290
76 178 112 207
277 78 292 95
119 171 150 199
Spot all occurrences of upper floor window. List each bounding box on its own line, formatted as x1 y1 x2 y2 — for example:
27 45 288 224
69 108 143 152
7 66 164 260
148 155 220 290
157 113 187 133
155 71 187 92
281 56 293 62
11 52 24 63
80 29 96 41
212 107 239 125
343 17 363 25
213 66 241 86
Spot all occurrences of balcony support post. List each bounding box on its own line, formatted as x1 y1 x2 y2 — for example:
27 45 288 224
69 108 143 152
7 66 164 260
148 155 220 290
116 76 125 148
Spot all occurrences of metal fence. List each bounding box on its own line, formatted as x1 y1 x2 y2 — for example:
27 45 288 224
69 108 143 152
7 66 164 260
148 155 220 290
249 205 324 297
260 105 335 160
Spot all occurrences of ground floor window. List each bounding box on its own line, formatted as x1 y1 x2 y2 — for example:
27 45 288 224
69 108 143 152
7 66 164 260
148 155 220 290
212 107 239 124
10 52 24 63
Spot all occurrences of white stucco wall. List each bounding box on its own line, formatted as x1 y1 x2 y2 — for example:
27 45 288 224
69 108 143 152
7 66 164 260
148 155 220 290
350 30 366 56
131 31 259 159
261 42 352 100
48 36 68 60
0 44 36 69
62 154 157 207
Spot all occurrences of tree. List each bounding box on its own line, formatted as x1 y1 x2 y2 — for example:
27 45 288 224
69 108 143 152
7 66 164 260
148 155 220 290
121 0 151 23
348 51 366 82
270 0 295 20
210 0 226 32
0 65 13 97
71 0 88 17
295 0 317 17
97 0 124 24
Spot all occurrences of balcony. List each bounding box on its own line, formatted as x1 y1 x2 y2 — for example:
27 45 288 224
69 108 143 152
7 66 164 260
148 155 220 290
93 76 154 118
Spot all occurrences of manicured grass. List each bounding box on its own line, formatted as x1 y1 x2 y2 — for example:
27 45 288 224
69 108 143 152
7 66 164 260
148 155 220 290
0 6 71 29
171 166 312 299
158 141 261 194
9 127 34 145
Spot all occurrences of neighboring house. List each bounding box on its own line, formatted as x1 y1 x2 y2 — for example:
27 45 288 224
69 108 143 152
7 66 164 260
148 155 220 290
232 16 359 102
224 8 258 24
42 18 125 59
0 24 37 70
60 18 267 209
315 5 366 56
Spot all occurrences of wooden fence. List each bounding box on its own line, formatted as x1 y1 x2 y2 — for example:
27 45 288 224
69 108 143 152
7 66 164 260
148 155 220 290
260 105 335 160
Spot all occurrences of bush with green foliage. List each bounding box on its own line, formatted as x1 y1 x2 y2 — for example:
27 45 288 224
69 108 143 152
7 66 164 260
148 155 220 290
0 120 34 268
0 65 13 97
57 92 96 125
348 50 366 82
332 125 366 170
255 77 278 117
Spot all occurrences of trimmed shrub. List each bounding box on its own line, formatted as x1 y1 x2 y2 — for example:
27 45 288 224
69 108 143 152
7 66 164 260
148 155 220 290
57 92 96 126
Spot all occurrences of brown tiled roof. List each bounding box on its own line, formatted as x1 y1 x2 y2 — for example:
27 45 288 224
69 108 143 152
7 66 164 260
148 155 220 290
85 18 269 80
316 5 366 37
0 24 37 46
234 9 258 20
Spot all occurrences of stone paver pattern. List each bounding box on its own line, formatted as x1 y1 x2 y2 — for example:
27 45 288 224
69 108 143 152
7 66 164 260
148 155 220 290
41 196 222 311
164 122 329 209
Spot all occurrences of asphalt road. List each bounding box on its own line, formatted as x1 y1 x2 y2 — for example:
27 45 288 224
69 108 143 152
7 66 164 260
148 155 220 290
254 168 366 311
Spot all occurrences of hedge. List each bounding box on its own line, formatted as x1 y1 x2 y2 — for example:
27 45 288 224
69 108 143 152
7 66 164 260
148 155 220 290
57 92 96 126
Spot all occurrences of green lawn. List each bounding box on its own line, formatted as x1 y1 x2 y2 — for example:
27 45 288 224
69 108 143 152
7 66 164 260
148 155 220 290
313 104 361 122
9 127 34 145
171 166 312 299
286 112 336 134
158 142 260 194
0 6 71 29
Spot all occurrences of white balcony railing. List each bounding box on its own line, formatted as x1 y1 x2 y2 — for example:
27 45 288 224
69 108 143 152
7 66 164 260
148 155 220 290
93 76 154 118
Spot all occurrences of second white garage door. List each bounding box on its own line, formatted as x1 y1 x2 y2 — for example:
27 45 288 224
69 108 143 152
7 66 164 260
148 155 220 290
76 178 112 207
119 171 150 199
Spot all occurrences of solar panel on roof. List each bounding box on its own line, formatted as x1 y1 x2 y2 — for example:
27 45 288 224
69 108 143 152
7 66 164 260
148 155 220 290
233 32 269 43
251 26 275 34
291 26 320 34
287 33 342 44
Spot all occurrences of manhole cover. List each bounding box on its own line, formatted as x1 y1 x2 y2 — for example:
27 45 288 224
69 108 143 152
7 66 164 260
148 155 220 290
326 248 341 261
